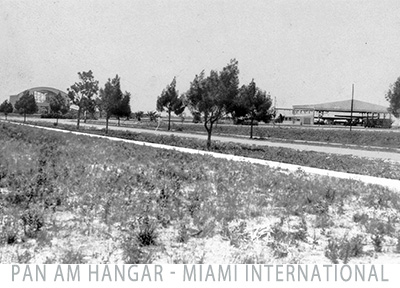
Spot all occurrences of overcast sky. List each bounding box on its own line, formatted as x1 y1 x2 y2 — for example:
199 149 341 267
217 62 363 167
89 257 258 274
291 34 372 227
1 0 400 111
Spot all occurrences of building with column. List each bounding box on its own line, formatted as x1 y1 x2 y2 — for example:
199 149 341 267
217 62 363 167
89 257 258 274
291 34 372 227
292 99 391 127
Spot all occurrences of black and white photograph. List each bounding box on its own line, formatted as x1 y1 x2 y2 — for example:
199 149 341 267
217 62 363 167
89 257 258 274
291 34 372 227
1 0 400 278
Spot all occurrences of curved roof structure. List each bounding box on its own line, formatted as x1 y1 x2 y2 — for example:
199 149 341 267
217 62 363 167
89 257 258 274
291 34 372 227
9 87 69 113
15 86 67 98
293 99 389 113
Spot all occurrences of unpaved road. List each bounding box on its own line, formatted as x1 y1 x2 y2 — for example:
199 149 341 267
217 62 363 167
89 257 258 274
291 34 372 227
5 116 400 163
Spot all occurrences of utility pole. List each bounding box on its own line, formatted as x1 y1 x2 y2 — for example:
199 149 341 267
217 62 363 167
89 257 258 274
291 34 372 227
350 84 354 131
272 94 276 118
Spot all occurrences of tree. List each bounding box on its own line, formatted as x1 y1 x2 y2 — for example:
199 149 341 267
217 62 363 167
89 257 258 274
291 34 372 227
156 77 186 131
386 77 400 118
192 111 202 123
99 75 123 134
186 59 239 149
99 75 132 132
233 79 273 138
0 100 13 120
147 111 158 122
84 96 97 122
49 92 69 125
114 91 132 126
134 111 144 121
179 111 186 124
14 91 38 123
67 70 99 129
95 97 104 118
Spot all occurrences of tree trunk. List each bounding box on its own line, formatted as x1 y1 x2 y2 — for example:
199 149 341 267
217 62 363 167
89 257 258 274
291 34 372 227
205 121 213 150
5 114 7 120
118 117 120 126
106 115 109 134
206 130 212 150
24 113 26 123
168 110 171 131
77 108 81 130
56 116 59 125
84 111 87 123
250 118 254 139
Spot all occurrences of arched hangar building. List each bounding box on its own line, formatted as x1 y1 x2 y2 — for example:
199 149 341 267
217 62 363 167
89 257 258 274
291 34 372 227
9 87 68 114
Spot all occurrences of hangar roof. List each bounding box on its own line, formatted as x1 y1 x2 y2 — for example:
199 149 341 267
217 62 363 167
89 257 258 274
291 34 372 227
15 87 67 97
293 99 388 113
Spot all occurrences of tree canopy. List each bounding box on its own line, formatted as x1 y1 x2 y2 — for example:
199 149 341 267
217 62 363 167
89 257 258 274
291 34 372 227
49 93 69 124
14 91 38 123
100 75 122 133
114 91 132 125
233 79 273 138
67 70 99 129
186 59 239 149
134 111 144 121
386 77 400 118
99 75 132 132
0 100 13 120
156 77 185 131
147 111 158 122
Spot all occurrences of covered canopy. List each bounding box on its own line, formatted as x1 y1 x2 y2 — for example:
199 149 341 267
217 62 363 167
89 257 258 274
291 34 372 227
293 99 388 113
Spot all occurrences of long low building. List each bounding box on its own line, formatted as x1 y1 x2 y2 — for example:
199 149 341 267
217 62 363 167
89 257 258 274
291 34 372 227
290 99 391 127
274 99 391 127
274 108 314 125
9 87 68 114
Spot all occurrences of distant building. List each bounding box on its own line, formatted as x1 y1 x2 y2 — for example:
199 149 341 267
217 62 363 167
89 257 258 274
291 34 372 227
274 108 314 125
274 99 391 127
293 99 391 127
9 87 68 114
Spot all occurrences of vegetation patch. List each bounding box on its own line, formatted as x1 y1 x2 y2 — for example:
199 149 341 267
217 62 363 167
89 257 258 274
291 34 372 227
18 120 400 180
1 123 400 263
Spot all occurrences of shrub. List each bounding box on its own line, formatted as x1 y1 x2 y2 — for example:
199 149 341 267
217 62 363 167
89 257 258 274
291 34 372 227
136 216 157 246
21 206 44 238
121 228 156 264
1 214 20 245
324 235 365 264
177 224 189 243
221 220 249 248
371 234 384 252
60 249 86 264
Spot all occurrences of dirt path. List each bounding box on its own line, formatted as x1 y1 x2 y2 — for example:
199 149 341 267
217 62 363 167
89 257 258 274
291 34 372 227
5 117 400 162
75 120 400 163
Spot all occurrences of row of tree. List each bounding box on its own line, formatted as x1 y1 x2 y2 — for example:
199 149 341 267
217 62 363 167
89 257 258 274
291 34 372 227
0 70 132 132
65 62 272 148
3 61 400 150
156 59 273 148
129 111 161 122
67 70 132 132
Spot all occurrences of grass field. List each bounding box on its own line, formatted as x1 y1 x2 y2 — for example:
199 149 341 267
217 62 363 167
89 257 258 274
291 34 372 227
1 123 400 264
14 119 400 180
